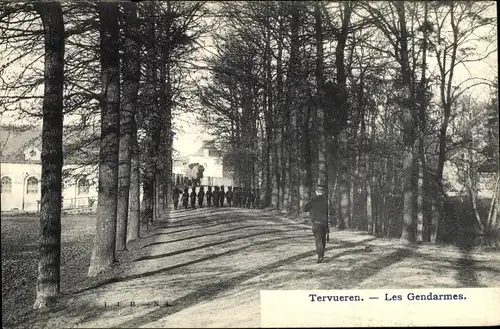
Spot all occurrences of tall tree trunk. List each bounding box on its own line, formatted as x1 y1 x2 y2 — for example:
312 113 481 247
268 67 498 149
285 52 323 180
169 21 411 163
416 1 429 243
164 105 173 212
157 5 170 219
32 1 65 309
335 1 352 230
263 23 273 207
154 172 161 220
365 146 373 233
350 152 359 227
395 2 416 243
369 106 377 235
314 2 327 198
271 125 281 209
357 70 370 233
235 119 241 186
338 150 350 230
162 0 173 212
273 13 285 210
142 2 158 227
304 105 313 203
116 1 139 252
280 133 290 211
278 38 287 209
287 3 300 215
349 119 360 228
88 2 121 277
127 121 140 243
432 3 459 243
264 122 272 207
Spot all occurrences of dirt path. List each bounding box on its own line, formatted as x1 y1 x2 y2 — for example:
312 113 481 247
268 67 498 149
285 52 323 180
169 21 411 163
15 208 500 329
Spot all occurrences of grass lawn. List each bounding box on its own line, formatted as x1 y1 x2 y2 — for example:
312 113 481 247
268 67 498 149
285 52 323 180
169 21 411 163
1 214 96 327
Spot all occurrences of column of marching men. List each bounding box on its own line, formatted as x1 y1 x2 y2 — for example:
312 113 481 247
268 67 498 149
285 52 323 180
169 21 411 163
171 185 261 210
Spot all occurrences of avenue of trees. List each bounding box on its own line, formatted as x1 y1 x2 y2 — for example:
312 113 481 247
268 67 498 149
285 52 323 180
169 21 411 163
1 0 208 308
0 0 498 311
198 1 498 245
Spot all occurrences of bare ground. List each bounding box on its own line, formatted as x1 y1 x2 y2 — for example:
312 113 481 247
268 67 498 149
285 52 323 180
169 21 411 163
3 207 500 328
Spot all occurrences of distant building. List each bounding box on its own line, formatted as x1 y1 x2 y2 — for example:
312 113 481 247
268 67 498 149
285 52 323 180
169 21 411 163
172 140 233 187
1 125 98 213
442 110 497 199
443 152 496 199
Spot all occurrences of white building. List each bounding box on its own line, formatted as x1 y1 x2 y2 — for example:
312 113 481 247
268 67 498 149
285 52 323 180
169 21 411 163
1 125 98 213
172 140 233 187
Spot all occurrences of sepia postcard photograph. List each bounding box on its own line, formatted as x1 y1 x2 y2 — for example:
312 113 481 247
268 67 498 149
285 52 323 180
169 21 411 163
1 0 498 328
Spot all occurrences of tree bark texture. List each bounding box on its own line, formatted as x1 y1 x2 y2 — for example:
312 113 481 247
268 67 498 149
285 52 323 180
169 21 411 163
88 2 121 277
395 2 416 243
127 123 140 243
32 1 65 308
116 1 140 252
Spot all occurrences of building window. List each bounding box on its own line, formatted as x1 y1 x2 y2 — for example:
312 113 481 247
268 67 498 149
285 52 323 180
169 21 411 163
27 177 39 194
78 178 90 195
1 176 12 194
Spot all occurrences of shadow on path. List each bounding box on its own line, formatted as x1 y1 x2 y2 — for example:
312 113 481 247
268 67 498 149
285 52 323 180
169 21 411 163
341 248 414 288
135 228 305 262
164 208 249 222
141 224 284 249
455 244 486 287
152 215 247 230
76 232 314 294
115 237 377 328
148 221 235 237
274 247 415 289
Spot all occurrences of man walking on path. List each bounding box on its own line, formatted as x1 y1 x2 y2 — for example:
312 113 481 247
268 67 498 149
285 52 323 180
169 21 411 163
172 186 181 210
233 187 240 207
246 187 253 208
220 186 225 207
190 187 197 209
182 187 189 210
206 186 213 207
240 188 247 208
226 186 233 207
254 188 260 208
213 186 220 207
302 184 329 263
198 186 205 208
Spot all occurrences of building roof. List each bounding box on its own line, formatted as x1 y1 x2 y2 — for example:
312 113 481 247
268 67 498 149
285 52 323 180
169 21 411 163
191 139 222 158
0 125 41 163
0 125 99 165
173 155 189 166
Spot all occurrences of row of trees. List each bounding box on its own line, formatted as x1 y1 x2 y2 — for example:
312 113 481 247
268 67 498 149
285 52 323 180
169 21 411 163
198 1 498 244
1 1 207 308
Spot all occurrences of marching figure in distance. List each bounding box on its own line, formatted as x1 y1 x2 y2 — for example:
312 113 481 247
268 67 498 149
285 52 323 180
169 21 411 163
246 187 253 208
233 186 240 207
190 186 197 209
226 186 233 207
172 186 181 210
302 184 329 263
198 186 205 208
182 187 189 210
213 186 220 207
206 186 213 207
254 188 260 209
240 187 246 208
219 185 225 207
